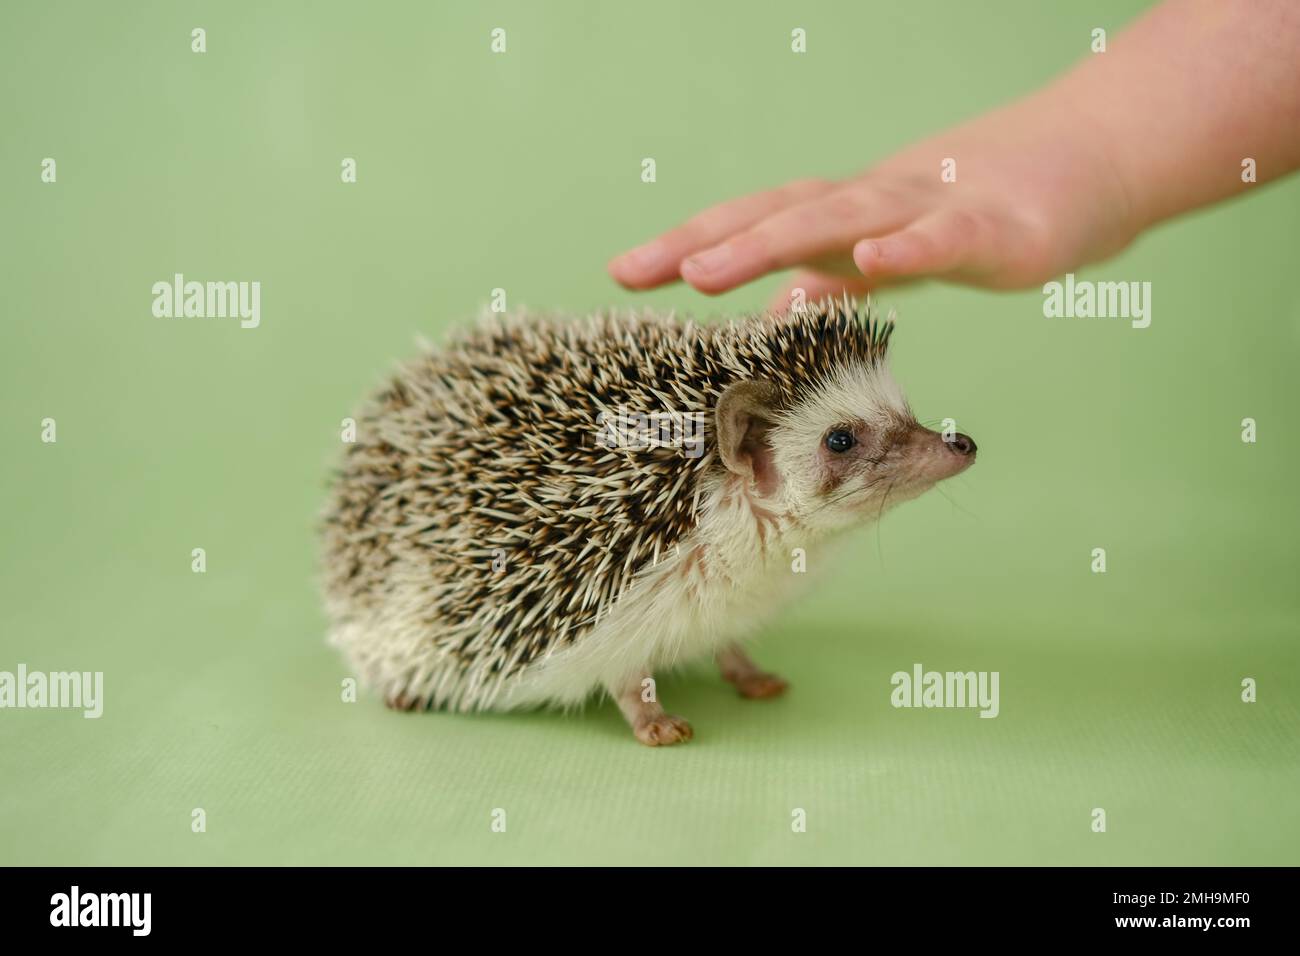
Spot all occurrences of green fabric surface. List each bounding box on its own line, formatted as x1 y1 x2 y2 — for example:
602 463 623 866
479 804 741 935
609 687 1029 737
2 0 1297 866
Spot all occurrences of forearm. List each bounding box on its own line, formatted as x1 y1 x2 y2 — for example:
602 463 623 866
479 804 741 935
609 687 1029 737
1051 0 1300 230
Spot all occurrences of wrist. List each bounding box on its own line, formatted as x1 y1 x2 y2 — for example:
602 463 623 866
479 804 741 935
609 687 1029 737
1043 70 1156 241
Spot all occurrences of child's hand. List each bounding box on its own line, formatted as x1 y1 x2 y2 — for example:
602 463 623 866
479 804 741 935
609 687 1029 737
609 94 1140 308
608 0 1300 309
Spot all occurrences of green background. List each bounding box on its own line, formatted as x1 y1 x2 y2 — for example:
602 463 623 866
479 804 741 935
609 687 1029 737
2 0 1297 866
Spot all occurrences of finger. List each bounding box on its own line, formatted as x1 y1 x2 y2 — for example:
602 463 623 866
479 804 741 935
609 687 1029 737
852 209 992 284
768 271 873 313
679 187 911 295
608 178 836 290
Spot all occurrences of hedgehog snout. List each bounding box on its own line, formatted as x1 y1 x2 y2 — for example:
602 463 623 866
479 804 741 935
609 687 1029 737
896 424 977 485
947 432 977 457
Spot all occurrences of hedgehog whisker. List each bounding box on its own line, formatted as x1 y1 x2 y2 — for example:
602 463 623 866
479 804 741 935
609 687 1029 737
805 469 891 519
933 483 980 520
874 479 897 567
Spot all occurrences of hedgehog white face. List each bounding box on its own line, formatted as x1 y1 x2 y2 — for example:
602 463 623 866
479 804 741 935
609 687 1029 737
715 362 975 533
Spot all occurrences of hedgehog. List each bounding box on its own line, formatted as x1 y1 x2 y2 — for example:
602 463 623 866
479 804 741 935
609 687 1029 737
321 298 976 745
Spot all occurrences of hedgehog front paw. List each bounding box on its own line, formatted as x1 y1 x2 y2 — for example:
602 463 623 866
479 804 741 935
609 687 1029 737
734 672 789 699
633 714 694 747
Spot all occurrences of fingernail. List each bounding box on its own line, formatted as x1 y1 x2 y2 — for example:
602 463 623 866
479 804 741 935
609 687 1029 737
617 242 666 273
683 246 731 275
854 240 881 274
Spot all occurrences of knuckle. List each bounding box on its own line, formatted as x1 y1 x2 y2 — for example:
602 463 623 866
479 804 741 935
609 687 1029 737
892 229 933 262
688 204 734 234
944 208 983 238
731 230 776 271
816 187 865 224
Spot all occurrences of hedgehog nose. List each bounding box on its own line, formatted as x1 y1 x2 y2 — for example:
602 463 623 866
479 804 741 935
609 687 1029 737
947 433 977 456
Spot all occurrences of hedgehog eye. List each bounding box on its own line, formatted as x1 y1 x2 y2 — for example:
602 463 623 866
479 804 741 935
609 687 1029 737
825 429 856 453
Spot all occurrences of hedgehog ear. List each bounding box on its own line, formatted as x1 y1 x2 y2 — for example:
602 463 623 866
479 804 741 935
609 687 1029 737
716 380 780 494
